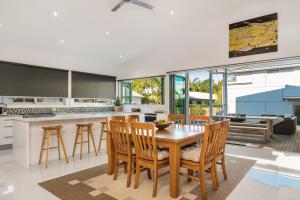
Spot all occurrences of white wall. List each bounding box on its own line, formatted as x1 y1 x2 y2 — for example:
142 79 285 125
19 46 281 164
117 0 300 79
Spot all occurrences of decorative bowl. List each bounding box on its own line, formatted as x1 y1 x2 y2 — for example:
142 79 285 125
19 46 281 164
154 121 172 130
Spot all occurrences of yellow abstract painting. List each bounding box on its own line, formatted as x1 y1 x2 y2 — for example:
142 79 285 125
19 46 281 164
229 13 278 58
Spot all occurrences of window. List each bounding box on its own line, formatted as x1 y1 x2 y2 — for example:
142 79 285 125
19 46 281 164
120 76 164 105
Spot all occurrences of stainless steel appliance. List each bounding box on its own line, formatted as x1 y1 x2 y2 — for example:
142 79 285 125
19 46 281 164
144 113 157 122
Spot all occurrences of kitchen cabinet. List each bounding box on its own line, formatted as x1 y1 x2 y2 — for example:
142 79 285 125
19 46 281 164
0 118 13 146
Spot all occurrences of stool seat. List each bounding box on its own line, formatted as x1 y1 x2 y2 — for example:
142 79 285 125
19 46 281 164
39 125 68 168
76 123 93 127
42 125 63 130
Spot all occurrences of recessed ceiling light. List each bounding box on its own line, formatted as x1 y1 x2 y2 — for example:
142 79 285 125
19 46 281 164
119 54 123 58
170 10 175 15
105 31 110 35
60 39 65 44
53 11 59 17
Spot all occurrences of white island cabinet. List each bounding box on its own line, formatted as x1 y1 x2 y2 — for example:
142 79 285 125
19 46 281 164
13 112 129 169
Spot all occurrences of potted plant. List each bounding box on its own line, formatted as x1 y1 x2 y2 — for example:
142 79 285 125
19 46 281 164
114 97 122 112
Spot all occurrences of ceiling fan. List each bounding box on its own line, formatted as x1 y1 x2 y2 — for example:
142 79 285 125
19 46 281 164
111 0 154 12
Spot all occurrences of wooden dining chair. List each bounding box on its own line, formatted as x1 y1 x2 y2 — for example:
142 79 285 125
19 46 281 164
214 119 230 186
180 122 222 200
109 120 134 187
168 114 185 125
189 115 210 126
131 122 169 197
128 114 140 122
98 116 126 152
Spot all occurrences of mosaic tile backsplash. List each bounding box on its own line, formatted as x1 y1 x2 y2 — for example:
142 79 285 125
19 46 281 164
6 106 114 115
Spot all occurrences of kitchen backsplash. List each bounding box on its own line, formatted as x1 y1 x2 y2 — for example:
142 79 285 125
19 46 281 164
6 106 114 115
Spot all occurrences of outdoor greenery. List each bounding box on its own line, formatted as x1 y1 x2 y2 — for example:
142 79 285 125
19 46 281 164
132 77 163 104
189 78 223 106
189 78 223 115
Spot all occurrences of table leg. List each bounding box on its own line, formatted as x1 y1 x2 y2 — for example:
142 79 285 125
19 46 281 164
168 143 181 198
106 131 115 175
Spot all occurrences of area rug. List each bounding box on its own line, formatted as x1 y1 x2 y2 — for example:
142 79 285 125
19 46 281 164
39 156 255 200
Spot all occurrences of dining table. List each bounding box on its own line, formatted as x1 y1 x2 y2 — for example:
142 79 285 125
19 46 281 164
106 124 204 198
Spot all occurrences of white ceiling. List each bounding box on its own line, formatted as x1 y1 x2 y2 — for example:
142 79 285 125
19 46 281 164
1 0 299 78
0 0 194 76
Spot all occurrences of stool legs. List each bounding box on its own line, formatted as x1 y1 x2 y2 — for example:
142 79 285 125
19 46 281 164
58 129 69 164
39 131 46 164
45 130 51 169
72 127 80 157
89 127 98 156
98 124 106 151
73 125 97 160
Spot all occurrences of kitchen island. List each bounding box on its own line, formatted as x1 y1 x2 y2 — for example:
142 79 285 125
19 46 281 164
12 112 135 169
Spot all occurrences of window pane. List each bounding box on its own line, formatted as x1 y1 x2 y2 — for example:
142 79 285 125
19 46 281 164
132 77 163 104
122 82 131 104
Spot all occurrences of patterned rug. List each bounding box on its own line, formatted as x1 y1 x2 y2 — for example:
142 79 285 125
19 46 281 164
39 156 255 200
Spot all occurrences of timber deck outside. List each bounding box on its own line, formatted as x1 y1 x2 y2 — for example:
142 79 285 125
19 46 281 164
228 126 300 153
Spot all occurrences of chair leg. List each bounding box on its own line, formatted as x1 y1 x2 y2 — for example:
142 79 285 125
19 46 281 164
187 169 193 182
72 128 79 157
45 131 51 169
147 169 152 180
126 158 132 187
113 158 120 180
89 127 98 156
210 165 218 190
38 131 46 164
57 132 61 160
199 170 207 200
58 130 69 164
221 157 228 180
152 167 158 198
134 162 141 189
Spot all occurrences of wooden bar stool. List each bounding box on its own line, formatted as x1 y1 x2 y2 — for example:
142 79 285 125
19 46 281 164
38 125 69 169
72 123 98 159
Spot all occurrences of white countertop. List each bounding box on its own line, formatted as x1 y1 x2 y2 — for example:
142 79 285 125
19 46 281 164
13 112 129 122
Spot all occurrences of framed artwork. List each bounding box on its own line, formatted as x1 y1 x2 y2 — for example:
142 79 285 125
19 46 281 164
229 13 278 58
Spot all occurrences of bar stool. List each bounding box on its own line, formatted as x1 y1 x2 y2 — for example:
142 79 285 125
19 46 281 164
72 123 98 159
38 125 69 168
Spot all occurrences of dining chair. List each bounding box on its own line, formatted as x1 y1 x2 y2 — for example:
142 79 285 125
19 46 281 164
214 119 230 186
180 122 222 200
98 116 126 152
131 122 169 197
168 114 185 125
109 120 134 187
189 115 210 126
128 114 140 122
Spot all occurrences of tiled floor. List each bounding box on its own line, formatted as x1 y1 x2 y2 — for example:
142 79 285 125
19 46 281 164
1 144 300 200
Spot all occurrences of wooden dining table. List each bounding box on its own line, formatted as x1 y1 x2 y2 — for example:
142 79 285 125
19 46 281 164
106 124 204 198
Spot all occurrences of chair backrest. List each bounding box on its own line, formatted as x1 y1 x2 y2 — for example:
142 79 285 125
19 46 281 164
168 114 185 125
131 122 157 161
128 114 140 122
190 115 210 126
106 116 126 131
109 120 132 156
199 122 222 167
216 120 230 157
